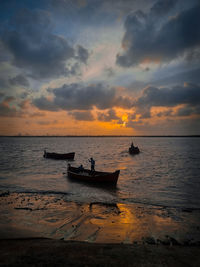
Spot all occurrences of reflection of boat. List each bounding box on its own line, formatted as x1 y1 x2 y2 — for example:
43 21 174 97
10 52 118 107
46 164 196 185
43 150 75 160
129 145 140 155
67 165 120 185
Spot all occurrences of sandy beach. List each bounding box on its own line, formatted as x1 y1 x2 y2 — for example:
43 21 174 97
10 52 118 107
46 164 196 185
1 192 200 266
1 238 200 267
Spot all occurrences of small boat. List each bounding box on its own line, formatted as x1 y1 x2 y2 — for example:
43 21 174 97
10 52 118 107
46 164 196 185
129 144 140 155
67 165 120 185
43 150 75 160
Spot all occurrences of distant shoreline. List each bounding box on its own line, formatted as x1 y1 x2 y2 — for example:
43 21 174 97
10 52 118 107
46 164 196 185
0 135 200 138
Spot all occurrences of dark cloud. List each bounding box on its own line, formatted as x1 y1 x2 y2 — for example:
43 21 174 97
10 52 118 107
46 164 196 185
150 0 177 16
76 45 89 64
34 83 132 112
126 116 200 135
19 91 29 99
152 67 200 87
135 82 200 118
53 83 116 110
97 109 119 122
1 8 89 79
175 106 194 116
33 96 58 111
0 76 9 90
175 105 200 116
117 1 200 67
68 111 94 121
136 83 200 108
9 74 29 87
138 108 151 119
0 40 12 62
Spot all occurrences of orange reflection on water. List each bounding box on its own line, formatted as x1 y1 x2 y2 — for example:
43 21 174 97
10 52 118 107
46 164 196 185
1 193 195 244
90 203 147 243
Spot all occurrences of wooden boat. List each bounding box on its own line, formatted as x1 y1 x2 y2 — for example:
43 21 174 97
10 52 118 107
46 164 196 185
67 165 120 184
43 150 75 160
129 146 140 155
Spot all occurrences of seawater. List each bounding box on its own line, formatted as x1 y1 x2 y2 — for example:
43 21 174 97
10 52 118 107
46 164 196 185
0 136 200 209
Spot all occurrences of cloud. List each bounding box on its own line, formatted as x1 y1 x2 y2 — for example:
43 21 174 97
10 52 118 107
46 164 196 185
68 110 94 121
1 8 89 79
33 96 58 111
9 74 29 87
175 106 194 116
53 83 117 110
18 99 29 109
0 40 12 62
104 67 115 77
0 76 9 90
0 92 5 98
29 112 45 118
152 67 200 87
33 83 132 111
136 83 200 107
156 109 173 117
0 97 22 117
134 82 200 118
97 109 119 122
76 45 89 64
37 120 58 125
150 0 177 16
175 105 200 116
116 1 200 67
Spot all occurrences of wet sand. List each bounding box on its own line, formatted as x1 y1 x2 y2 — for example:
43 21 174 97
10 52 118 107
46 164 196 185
1 192 200 266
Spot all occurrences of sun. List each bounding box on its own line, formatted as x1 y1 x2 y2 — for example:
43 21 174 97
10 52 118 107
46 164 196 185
122 114 128 127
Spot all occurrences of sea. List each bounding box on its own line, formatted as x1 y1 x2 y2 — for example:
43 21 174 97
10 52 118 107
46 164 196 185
0 136 200 210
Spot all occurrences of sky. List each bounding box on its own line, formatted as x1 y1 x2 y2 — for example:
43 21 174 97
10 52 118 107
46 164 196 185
0 0 200 136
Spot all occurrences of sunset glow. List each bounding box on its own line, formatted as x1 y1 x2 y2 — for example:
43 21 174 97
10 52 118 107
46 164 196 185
0 0 200 136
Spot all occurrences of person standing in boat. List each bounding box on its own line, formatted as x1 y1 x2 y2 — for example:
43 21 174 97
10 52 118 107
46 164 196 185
89 157 95 171
131 142 135 149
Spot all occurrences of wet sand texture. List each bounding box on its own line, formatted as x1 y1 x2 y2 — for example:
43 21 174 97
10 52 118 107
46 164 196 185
1 193 200 245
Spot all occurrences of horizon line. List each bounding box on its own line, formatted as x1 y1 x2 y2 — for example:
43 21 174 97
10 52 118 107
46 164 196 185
0 135 200 138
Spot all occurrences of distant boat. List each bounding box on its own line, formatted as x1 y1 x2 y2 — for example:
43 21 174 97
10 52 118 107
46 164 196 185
129 143 140 155
43 150 75 160
67 165 120 185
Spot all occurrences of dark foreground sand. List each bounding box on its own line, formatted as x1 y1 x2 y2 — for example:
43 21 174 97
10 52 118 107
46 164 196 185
1 238 200 266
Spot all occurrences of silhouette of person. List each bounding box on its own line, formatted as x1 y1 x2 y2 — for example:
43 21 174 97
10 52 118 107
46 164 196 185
89 157 95 171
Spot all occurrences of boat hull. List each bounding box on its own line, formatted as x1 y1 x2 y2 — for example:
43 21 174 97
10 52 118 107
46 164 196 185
44 152 75 160
129 147 140 155
67 166 120 184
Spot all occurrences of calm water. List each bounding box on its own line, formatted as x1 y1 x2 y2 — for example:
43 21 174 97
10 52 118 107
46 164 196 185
0 137 200 209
